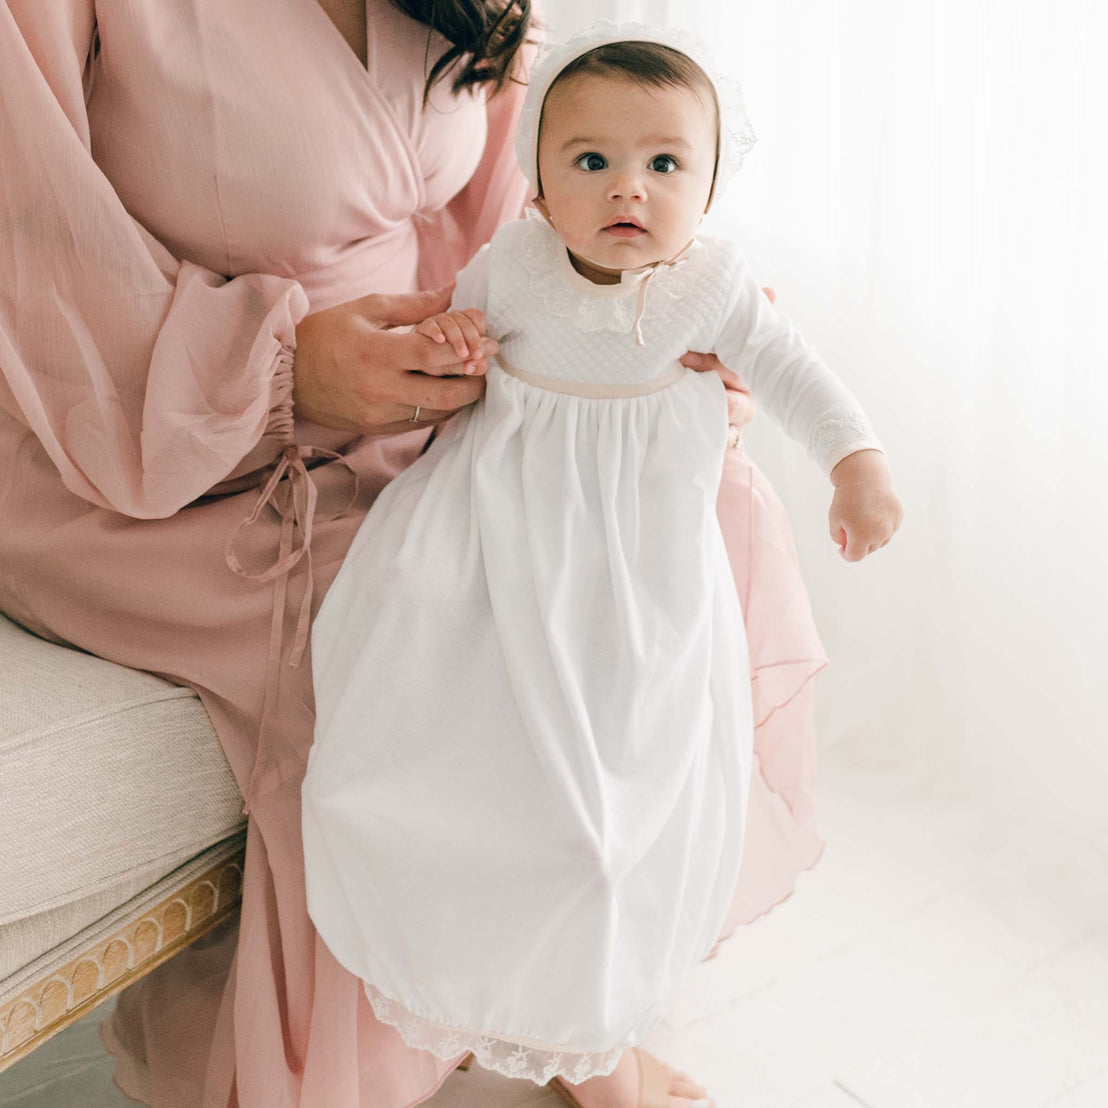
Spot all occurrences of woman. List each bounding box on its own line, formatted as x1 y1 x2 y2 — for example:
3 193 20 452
0 1 826 1105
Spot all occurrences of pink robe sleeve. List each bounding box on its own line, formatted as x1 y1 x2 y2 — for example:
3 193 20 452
414 30 540 291
0 0 310 519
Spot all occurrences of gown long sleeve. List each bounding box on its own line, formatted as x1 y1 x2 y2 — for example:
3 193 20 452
713 259 885 475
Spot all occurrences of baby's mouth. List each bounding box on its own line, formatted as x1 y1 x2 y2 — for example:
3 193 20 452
603 218 647 238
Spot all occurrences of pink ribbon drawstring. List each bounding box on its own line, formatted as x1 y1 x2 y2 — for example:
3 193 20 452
225 444 359 815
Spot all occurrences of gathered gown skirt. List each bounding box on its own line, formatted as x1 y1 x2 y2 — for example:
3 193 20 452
302 364 756 1084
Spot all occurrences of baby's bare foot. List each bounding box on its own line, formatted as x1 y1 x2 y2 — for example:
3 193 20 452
553 1047 713 1107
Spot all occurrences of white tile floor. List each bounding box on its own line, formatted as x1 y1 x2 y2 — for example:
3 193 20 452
3 747 1106 1108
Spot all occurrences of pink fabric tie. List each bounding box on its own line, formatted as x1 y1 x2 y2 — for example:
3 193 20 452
628 239 697 347
225 444 359 814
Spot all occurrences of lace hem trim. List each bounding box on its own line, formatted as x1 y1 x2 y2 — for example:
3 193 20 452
362 980 624 1085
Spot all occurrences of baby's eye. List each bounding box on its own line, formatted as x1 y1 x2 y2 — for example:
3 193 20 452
574 152 608 172
649 155 679 173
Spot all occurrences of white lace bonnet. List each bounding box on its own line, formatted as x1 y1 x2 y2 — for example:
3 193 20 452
514 19 757 208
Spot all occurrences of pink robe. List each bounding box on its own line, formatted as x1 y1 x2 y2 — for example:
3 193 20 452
0 2 827 1105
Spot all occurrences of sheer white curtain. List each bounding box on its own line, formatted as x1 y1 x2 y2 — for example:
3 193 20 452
543 0 1108 835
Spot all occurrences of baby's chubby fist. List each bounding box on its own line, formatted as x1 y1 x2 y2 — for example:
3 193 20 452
828 449 904 562
414 308 498 376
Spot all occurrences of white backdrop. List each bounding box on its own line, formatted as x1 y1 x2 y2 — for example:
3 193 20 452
541 0 1108 836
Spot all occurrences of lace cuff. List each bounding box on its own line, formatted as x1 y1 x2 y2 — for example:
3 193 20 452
807 410 885 475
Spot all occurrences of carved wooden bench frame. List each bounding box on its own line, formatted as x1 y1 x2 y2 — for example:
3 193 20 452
0 846 245 1075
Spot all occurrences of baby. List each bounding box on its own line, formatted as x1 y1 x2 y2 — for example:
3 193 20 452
301 19 904 1103
416 37 898 560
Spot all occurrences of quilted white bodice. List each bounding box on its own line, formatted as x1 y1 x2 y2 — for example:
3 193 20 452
484 212 736 388
451 211 885 475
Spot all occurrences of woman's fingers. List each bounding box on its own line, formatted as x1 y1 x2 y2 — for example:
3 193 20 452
726 387 755 429
401 330 498 378
360 285 455 327
363 326 489 410
679 351 755 443
417 318 448 345
292 296 493 433
680 350 750 395
380 405 456 431
397 369 487 414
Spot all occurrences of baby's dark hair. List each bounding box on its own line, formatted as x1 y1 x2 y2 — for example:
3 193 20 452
540 41 721 199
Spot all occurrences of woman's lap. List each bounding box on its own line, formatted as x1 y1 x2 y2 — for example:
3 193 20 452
0 429 429 797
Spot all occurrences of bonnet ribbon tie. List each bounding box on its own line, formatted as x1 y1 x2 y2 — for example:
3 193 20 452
225 443 359 815
628 239 697 347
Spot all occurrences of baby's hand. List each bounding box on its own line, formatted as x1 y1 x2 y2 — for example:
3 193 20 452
828 449 904 562
414 309 497 376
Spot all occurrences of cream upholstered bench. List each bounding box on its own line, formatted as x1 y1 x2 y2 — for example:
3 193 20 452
0 611 247 1073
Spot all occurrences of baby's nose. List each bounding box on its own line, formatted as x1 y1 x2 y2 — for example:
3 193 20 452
607 172 646 200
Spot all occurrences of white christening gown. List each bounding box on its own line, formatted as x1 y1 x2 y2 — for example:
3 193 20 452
302 211 883 1084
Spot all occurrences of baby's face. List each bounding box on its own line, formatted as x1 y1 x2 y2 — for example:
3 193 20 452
534 72 717 283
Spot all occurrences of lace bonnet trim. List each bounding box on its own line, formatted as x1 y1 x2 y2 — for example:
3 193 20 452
514 20 757 205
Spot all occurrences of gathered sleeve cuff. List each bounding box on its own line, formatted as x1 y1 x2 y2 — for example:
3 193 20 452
0 0 311 518
208 340 298 487
266 343 298 443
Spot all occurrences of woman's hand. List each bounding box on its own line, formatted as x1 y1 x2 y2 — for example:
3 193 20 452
680 287 776 444
291 286 499 435
680 352 755 444
828 449 904 561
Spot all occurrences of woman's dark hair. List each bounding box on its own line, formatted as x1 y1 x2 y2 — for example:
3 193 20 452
390 0 535 106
